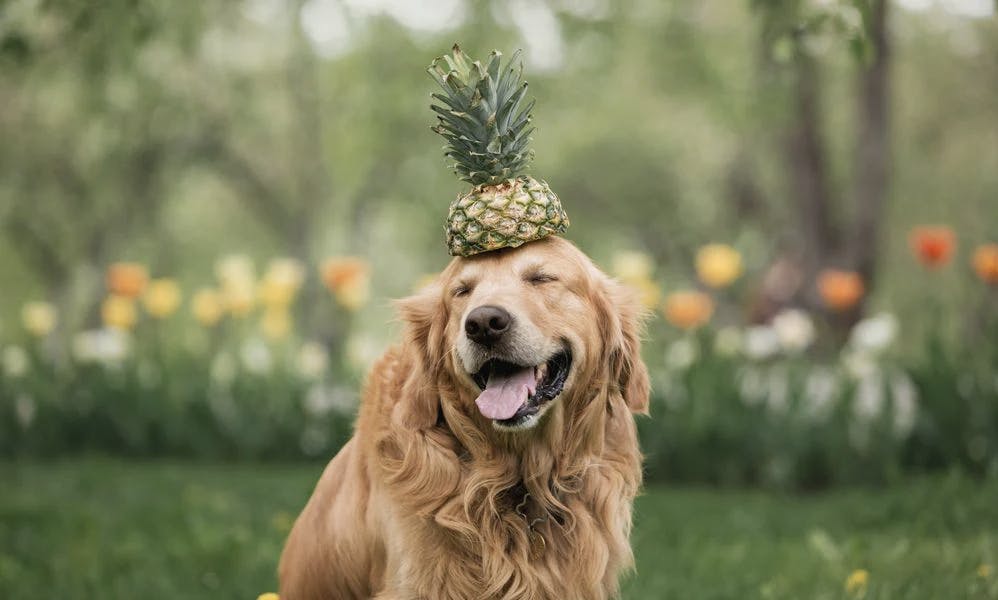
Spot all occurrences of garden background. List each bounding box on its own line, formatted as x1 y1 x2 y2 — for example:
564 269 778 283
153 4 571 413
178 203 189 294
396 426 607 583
1 0 997 598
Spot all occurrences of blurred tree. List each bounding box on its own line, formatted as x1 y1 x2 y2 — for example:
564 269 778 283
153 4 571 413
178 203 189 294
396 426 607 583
751 0 889 328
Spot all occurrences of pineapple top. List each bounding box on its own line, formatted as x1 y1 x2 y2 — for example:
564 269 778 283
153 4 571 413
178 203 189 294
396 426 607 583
428 45 535 187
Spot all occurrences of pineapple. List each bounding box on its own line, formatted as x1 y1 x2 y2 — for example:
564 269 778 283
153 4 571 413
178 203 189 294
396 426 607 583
428 45 569 257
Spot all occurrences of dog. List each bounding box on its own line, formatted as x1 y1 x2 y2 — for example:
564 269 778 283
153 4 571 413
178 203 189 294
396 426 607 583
279 235 649 599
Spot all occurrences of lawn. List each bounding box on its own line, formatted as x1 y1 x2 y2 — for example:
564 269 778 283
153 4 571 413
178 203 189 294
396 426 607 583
2 460 996 599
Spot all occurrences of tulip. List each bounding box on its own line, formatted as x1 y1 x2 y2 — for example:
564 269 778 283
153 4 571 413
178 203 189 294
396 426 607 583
191 289 224 327
817 269 864 312
336 277 370 312
321 257 370 311
972 243 998 284
259 258 305 308
909 225 955 269
297 342 330 379
22 301 57 337
695 244 743 289
260 307 292 341
143 279 182 318
102 295 138 330
662 291 714 330
106 262 149 298
612 251 654 283
631 278 662 310
216 255 255 288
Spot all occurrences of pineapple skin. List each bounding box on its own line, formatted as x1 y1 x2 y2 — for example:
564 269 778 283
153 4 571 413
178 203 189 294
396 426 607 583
446 175 569 257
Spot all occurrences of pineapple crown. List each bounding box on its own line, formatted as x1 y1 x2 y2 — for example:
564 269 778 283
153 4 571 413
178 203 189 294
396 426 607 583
428 45 536 187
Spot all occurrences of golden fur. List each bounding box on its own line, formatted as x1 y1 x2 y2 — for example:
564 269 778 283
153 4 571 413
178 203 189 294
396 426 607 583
279 237 649 599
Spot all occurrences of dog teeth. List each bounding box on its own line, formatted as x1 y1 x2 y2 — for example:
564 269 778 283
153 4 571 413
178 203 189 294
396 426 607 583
535 363 548 382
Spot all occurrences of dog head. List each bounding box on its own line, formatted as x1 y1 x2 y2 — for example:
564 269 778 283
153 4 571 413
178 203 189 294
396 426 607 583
397 236 649 434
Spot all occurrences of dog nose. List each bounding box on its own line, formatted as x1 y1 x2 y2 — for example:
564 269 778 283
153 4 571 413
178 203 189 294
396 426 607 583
464 305 512 347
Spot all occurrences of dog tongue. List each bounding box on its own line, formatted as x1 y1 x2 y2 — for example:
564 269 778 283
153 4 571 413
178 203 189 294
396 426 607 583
475 366 536 420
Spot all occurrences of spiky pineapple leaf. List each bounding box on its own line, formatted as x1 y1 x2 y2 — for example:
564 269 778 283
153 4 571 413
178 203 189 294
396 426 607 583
428 45 535 186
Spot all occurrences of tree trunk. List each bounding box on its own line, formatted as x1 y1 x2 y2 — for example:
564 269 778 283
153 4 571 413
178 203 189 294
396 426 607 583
850 0 891 290
785 46 838 291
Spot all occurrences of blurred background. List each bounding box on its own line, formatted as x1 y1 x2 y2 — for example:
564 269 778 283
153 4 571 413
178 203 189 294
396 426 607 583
1 0 997 597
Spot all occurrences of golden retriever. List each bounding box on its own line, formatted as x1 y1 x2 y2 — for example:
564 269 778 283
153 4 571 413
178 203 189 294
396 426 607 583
279 236 649 600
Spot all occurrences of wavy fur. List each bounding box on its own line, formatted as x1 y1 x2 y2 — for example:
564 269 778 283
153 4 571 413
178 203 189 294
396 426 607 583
280 237 649 599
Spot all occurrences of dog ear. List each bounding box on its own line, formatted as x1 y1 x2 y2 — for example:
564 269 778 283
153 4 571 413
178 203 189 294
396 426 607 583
599 277 651 415
395 281 448 429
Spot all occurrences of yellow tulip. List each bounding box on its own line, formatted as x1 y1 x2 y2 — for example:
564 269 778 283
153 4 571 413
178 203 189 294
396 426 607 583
143 279 182 318
662 291 714 330
102 295 138 330
259 258 305 308
845 569 869 594
260 307 292 340
631 278 662 310
612 251 654 283
223 281 256 318
257 594 280 600
695 244 743 289
216 254 255 288
191 289 224 327
22 301 57 337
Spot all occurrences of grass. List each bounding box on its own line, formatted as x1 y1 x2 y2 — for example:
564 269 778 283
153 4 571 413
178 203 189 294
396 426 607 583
1 460 996 599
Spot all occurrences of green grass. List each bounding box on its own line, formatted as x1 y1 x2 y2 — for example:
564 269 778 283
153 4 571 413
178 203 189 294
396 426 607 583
1 460 996 599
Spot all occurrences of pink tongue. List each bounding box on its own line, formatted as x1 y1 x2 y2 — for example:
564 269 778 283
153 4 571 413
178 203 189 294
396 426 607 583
475 366 537 420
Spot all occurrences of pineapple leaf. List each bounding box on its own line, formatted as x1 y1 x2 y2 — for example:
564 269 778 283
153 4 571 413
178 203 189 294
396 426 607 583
428 45 535 186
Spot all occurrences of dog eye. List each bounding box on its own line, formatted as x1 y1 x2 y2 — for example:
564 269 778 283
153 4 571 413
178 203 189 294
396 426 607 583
526 273 558 285
452 285 471 298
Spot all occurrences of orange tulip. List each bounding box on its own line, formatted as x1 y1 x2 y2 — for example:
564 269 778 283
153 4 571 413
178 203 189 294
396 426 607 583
817 269 864 312
909 226 956 269
321 258 367 290
662 291 714 330
972 244 998 284
321 258 370 311
106 262 149 298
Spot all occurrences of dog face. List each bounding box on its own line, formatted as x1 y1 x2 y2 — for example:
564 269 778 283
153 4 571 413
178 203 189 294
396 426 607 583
399 236 649 433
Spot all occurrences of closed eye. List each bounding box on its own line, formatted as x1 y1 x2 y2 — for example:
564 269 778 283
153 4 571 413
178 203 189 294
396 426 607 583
525 272 558 285
452 283 472 298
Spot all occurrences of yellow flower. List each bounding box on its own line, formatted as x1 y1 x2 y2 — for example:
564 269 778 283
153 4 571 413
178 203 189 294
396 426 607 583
22 301 57 337
143 279 182 319
106 262 149 298
259 258 305 308
223 281 256 318
216 254 255 288
260 307 292 340
321 257 370 312
629 278 662 310
978 564 993 578
191 289 224 327
257 594 280 600
336 277 370 312
216 255 257 317
612 251 654 283
102 295 138 330
662 291 714 330
845 569 869 594
695 244 743 289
